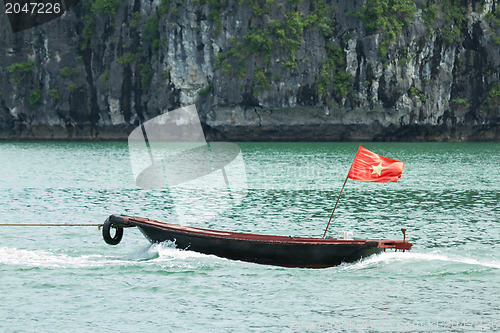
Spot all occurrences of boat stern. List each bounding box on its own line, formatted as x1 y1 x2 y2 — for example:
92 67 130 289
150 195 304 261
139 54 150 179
377 228 413 252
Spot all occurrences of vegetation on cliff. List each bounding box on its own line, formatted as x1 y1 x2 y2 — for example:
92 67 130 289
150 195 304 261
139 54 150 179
0 0 498 140
83 0 498 113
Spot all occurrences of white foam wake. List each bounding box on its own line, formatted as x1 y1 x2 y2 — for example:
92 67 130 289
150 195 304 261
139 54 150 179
0 246 115 268
152 241 214 260
0 242 217 269
5 245 495 271
341 251 500 271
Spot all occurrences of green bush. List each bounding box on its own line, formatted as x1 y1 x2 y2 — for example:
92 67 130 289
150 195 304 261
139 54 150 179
355 0 415 58
29 88 41 108
197 0 225 35
130 11 141 29
197 84 212 97
483 82 500 111
409 86 418 97
61 66 72 78
100 69 110 90
493 35 500 45
48 89 60 101
317 42 352 101
218 0 335 77
68 83 80 91
306 0 334 36
252 69 270 96
450 97 470 109
7 61 35 82
80 15 94 50
423 4 439 37
7 61 35 73
357 0 415 35
440 0 467 44
91 0 121 16
244 29 272 54
143 16 161 53
80 0 121 49
117 53 142 65
222 63 231 74
285 11 304 38
138 64 153 90
159 0 170 14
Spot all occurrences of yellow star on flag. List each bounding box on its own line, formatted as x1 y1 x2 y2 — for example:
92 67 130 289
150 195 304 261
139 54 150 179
371 162 386 176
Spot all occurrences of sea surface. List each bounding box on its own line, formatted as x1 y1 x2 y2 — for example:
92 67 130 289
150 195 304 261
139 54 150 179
0 141 498 332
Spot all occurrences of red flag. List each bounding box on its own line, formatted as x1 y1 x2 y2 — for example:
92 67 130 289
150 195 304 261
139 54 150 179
347 146 404 183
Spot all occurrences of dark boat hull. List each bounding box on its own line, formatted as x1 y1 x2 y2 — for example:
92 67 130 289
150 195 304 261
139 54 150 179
105 215 412 268
137 224 383 268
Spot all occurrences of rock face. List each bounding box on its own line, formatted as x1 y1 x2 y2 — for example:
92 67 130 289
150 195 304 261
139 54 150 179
0 0 498 141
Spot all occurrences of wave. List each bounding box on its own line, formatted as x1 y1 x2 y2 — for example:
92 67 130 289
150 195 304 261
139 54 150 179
3 245 497 271
0 246 111 268
341 251 500 271
0 243 217 269
152 241 215 260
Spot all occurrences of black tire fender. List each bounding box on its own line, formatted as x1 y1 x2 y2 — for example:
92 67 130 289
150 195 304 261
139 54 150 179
102 217 124 245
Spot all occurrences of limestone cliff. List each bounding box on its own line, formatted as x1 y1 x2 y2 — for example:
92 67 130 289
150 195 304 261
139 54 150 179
0 0 498 141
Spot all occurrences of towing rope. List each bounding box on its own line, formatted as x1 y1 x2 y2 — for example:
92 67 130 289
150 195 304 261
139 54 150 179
0 223 103 228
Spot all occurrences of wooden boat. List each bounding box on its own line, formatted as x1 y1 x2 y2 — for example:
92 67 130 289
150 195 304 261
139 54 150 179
102 214 412 268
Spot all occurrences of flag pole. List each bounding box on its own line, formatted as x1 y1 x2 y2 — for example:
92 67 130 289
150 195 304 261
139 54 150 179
322 175 349 239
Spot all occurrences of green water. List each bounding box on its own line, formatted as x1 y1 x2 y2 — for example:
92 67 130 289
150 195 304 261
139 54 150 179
0 142 498 332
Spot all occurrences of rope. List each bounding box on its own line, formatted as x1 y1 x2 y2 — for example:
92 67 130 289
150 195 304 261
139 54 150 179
0 223 103 227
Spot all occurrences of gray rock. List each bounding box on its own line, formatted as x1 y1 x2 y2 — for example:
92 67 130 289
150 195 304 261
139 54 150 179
0 0 498 141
